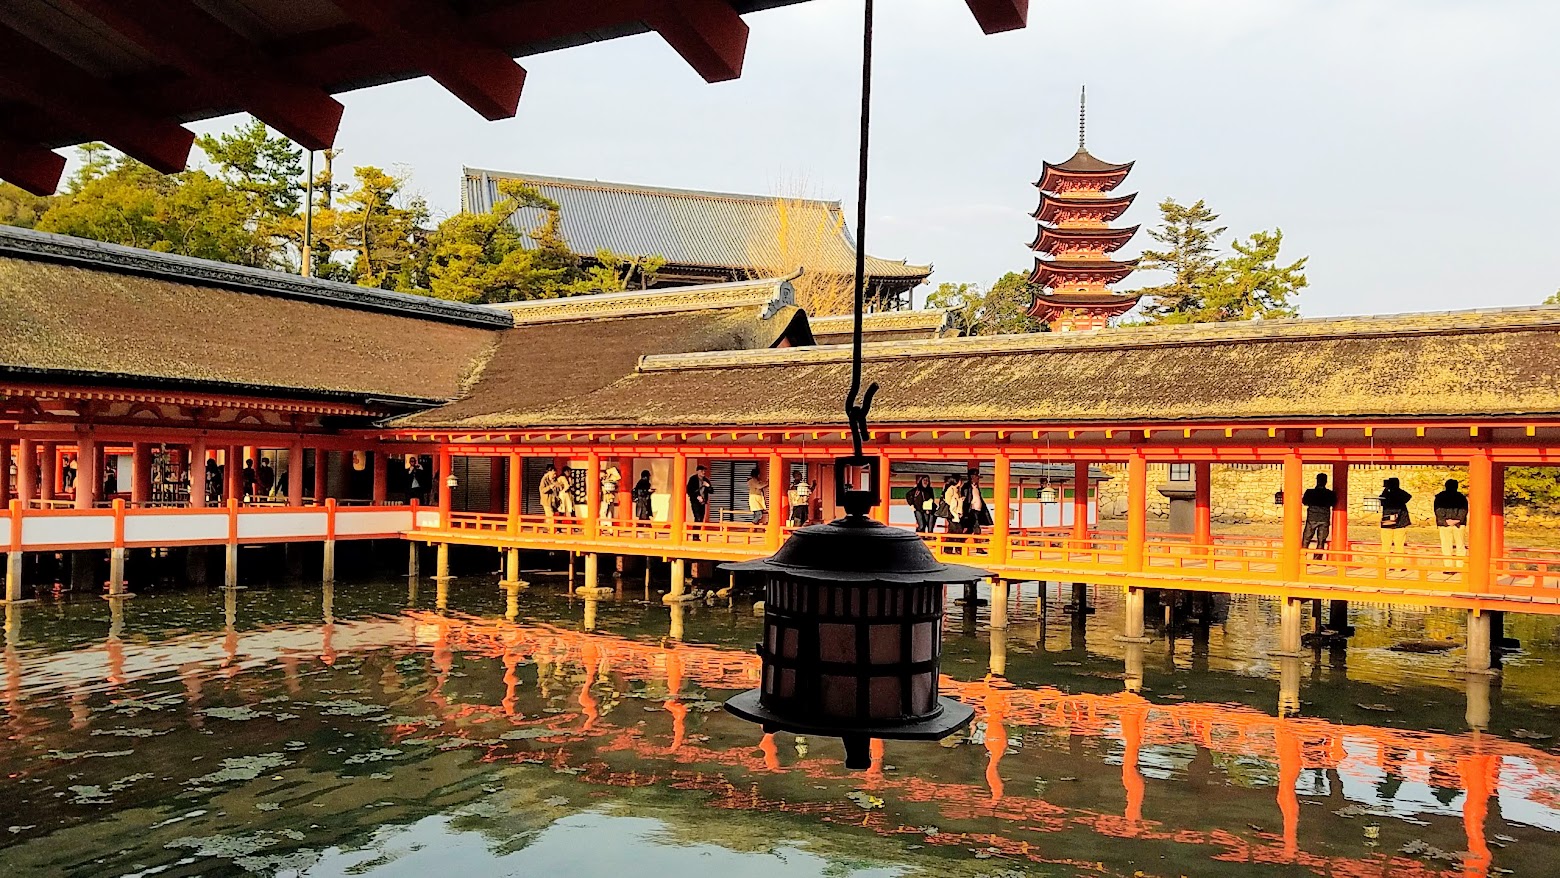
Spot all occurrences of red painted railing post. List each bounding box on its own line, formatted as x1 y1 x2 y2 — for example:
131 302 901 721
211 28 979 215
112 497 126 550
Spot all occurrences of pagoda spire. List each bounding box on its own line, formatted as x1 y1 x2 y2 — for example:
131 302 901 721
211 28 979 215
1026 91 1141 332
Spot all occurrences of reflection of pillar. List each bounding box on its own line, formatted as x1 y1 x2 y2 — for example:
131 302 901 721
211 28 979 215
504 581 522 622
501 650 520 716
222 586 239 674
436 577 450 611
1276 724 1302 860
668 602 686 642
989 625 1007 677
1121 703 1146 829
1125 452 1147 571
664 646 687 750
1459 754 1499 878
760 733 781 771
1278 655 1301 717
583 597 599 632
105 595 127 686
983 686 1007 803
1465 671 1492 731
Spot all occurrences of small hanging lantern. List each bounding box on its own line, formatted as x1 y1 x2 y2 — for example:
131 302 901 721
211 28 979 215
446 473 459 490
1273 489 1285 506
1039 484 1059 504
723 452 982 770
351 450 367 472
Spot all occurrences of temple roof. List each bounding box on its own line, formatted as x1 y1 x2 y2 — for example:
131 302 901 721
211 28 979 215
0 227 504 405
1033 191 1136 224
462 169 932 283
1029 258 1140 288
1035 149 1134 192
808 310 955 346
393 278 813 428
396 306 1560 429
1029 223 1140 254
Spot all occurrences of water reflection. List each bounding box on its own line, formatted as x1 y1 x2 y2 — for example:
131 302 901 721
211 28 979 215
0 579 1555 878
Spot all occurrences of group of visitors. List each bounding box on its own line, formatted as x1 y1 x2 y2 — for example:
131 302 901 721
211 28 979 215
904 470 993 535
1297 473 1470 568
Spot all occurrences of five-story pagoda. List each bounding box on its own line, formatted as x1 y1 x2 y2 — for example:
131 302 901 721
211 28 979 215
1026 89 1141 331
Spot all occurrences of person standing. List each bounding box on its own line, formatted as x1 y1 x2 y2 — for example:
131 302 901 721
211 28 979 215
242 458 257 501
961 469 989 536
539 464 561 521
257 457 276 500
941 475 962 534
1433 479 1469 568
632 470 655 521
407 459 428 504
205 458 221 503
102 460 118 501
745 467 768 525
62 454 76 493
687 465 712 525
601 462 622 521
555 469 575 518
1378 477 1413 571
1301 473 1337 557
906 475 935 533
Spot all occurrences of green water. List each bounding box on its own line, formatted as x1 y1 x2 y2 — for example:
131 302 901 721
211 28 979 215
1 574 1557 877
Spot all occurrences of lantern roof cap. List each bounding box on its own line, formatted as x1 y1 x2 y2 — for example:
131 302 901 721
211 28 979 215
723 517 986 583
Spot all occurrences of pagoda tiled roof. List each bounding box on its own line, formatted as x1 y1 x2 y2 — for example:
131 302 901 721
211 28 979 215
1029 258 1140 287
1043 148 1133 175
1030 223 1140 254
462 169 931 282
1033 191 1137 223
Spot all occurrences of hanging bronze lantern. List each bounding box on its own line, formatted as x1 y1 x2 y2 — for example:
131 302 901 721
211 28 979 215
1273 489 1285 505
723 454 982 770
1038 484 1059 504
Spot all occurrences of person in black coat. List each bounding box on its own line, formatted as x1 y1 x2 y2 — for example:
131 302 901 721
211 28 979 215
1378 477 1413 570
1301 473 1337 556
1433 479 1469 567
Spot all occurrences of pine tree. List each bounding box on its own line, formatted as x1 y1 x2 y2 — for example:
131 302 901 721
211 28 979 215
1136 198 1226 322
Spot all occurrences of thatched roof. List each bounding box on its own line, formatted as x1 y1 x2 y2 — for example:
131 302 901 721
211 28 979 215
393 278 813 428
808 309 954 346
401 306 1560 429
0 228 504 403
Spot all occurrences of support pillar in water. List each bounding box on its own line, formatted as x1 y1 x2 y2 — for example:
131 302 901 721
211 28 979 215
1068 581 1094 615
435 543 451 582
108 547 129 597
322 540 336 584
4 551 25 603
1116 586 1151 643
989 624 1008 677
577 552 611 597
1278 655 1302 717
989 579 1009 630
1466 609 1499 676
499 548 522 587
408 542 421 580
1328 599 1354 636
663 558 697 603
224 542 239 589
1270 596 1304 657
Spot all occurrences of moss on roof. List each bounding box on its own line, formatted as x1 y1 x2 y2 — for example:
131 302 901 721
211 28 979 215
0 256 499 401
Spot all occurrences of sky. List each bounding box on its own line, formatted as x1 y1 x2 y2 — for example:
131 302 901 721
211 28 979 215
181 0 1560 316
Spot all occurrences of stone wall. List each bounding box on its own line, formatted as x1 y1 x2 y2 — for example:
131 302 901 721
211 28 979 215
1094 462 1474 525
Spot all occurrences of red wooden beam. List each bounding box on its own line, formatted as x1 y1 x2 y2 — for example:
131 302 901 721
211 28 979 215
644 0 750 83
963 0 1029 34
327 0 527 121
0 134 66 196
66 0 344 151
0 23 193 174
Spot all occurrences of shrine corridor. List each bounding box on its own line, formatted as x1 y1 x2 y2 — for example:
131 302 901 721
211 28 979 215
0 577 1555 877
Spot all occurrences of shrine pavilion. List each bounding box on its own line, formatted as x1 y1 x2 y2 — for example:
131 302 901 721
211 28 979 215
462 170 933 311
1026 90 1143 332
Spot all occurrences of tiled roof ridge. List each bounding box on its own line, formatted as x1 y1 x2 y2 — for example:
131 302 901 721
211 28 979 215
463 167 845 209
0 225 513 329
638 305 1560 372
496 274 801 325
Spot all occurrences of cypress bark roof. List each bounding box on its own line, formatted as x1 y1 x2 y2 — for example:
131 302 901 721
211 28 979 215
398 306 1560 429
462 169 932 281
392 278 814 428
808 310 954 346
0 228 504 404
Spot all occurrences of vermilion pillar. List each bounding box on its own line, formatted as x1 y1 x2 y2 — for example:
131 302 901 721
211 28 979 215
131 443 151 506
16 439 35 505
313 449 328 504
1281 453 1304 581
992 453 1011 563
189 438 206 508
38 442 56 501
671 454 688 538
1331 462 1350 555
288 441 305 507
75 434 98 509
1193 460 1212 546
225 446 241 503
371 452 388 504
1125 452 1147 571
1072 460 1089 540
1490 464 1506 563
585 452 601 537
506 453 522 525
1467 451 1493 592
766 452 784 549
438 449 453 528
0 440 11 505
